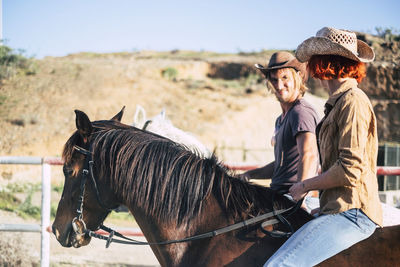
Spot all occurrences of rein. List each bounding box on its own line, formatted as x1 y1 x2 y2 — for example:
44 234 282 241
71 144 299 248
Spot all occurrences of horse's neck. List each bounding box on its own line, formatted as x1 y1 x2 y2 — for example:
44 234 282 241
130 191 312 266
129 194 233 266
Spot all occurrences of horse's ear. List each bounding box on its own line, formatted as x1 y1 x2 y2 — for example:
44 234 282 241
160 108 166 119
133 105 146 126
74 110 93 141
111 106 125 122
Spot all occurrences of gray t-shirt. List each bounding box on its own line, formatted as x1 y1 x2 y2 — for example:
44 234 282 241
270 98 320 193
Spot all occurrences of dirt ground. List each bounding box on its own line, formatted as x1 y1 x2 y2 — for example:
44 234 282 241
0 210 160 267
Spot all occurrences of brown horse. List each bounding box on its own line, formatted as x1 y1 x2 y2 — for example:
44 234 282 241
52 108 400 267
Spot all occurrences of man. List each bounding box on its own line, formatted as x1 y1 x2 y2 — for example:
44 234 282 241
242 51 320 209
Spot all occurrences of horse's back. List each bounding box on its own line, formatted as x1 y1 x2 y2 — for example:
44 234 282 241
319 225 400 266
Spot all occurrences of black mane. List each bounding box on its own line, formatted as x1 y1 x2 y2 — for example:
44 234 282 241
63 120 299 226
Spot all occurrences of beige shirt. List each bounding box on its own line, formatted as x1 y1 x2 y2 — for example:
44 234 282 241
318 79 383 226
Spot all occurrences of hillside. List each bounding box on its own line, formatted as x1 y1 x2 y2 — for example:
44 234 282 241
0 50 326 165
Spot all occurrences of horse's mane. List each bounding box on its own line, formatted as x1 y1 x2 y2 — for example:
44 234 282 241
63 120 292 226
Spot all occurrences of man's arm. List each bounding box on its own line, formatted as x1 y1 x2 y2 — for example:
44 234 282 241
296 132 319 183
241 161 275 180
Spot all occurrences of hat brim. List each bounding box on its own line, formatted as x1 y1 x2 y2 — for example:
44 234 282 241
254 62 308 83
254 63 269 77
295 36 374 63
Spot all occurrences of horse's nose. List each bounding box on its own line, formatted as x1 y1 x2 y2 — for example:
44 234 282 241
52 224 59 239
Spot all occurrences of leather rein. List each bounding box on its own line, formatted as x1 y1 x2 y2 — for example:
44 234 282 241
70 144 299 248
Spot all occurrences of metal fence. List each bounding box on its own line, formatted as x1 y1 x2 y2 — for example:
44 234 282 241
378 144 400 191
0 156 58 267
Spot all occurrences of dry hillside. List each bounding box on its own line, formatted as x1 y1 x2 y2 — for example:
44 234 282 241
0 50 326 165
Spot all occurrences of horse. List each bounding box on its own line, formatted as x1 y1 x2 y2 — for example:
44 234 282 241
132 105 212 158
52 108 400 267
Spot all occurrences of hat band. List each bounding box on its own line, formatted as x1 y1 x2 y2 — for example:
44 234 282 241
269 60 289 68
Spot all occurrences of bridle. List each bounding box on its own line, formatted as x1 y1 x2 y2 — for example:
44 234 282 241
70 145 119 242
70 144 300 248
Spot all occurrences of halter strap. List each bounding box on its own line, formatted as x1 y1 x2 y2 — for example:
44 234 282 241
73 145 119 213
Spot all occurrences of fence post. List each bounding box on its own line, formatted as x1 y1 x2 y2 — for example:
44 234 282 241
41 162 51 267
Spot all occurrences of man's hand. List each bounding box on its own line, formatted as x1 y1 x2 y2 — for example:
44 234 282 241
289 181 308 201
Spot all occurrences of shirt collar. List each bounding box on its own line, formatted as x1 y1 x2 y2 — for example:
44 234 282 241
326 79 358 107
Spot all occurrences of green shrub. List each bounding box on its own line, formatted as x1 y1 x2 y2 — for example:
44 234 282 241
52 183 64 193
5 182 40 193
244 73 260 87
0 191 21 211
161 67 178 81
375 27 400 41
0 94 7 106
0 45 37 82
18 193 41 219
0 183 41 219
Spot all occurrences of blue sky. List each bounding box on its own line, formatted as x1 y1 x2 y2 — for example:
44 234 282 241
4 0 400 58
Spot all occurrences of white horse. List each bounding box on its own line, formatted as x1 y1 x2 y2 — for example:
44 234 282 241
132 105 212 158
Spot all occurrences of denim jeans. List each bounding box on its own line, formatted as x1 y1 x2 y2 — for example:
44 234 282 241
264 209 377 267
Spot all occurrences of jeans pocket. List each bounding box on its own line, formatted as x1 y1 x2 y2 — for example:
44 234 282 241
341 208 358 224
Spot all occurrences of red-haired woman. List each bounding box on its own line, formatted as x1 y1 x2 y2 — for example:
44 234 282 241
264 27 382 266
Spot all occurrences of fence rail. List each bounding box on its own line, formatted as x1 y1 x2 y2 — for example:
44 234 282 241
0 223 41 232
1 155 400 267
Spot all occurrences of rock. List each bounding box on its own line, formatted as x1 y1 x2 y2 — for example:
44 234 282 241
372 100 400 142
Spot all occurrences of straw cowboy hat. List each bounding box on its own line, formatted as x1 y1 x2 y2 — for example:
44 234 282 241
296 27 375 63
255 51 308 82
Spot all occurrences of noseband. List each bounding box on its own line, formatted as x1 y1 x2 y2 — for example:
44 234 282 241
70 144 300 248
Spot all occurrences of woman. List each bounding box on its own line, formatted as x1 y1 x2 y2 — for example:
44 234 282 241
264 27 382 266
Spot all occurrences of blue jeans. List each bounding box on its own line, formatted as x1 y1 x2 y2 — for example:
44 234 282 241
264 209 376 267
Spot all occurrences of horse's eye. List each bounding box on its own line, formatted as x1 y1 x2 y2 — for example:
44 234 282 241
63 166 74 176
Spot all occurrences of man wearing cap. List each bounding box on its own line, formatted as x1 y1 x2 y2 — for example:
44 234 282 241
241 51 320 211
264 27 382 267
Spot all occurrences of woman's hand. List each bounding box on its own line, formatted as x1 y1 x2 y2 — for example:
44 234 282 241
289 181 308 201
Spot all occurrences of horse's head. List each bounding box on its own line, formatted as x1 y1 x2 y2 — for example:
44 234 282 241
52 107 125 248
